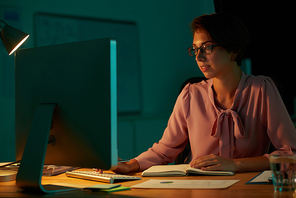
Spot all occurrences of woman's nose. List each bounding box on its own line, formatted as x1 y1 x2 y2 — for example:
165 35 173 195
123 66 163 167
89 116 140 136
195 50 206 62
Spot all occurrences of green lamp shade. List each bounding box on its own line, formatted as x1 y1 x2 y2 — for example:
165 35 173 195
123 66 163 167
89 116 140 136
0 24 29 55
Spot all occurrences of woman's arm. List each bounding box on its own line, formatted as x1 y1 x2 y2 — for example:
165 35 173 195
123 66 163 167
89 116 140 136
114 154 270 174
233 156 270 172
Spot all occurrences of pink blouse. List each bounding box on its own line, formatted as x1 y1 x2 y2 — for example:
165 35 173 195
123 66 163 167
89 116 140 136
135 72 296 171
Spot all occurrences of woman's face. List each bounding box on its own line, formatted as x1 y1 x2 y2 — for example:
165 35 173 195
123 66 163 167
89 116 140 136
193 31 237 79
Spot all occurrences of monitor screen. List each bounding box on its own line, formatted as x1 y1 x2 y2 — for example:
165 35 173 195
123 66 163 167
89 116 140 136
15 38 117 178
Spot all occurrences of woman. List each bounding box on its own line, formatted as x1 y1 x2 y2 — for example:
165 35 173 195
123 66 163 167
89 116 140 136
115 13 296 174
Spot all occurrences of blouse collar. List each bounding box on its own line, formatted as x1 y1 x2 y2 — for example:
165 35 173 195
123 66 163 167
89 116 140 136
207 71 247 159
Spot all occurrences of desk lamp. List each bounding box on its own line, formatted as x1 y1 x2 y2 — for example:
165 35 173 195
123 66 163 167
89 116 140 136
0 19 29 182
0 19 29 55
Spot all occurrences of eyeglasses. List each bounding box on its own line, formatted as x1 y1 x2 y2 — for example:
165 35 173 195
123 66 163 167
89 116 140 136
187 44 220 57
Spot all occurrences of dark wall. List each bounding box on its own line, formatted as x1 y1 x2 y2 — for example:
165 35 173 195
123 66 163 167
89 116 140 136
214 0 294 114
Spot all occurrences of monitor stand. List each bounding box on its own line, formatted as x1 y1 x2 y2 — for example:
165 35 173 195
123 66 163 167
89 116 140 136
16 103 79 193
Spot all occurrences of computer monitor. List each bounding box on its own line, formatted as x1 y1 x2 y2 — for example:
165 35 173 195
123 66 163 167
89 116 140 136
14 38 117 193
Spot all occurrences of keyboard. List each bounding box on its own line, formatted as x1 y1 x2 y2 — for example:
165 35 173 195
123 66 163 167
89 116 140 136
65 170 141 184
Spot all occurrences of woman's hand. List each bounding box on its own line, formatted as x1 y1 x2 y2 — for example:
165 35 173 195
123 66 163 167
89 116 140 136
190 154 270 172
113 159 140 174
190 153 238 172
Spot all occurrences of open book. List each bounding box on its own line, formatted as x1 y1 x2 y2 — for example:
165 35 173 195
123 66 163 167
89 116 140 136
141 164 235 177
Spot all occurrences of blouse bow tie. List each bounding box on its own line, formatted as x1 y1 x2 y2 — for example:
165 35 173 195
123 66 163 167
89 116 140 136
211 109 245 159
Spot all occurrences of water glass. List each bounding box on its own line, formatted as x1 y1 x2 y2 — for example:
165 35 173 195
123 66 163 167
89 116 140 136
269 154 296 192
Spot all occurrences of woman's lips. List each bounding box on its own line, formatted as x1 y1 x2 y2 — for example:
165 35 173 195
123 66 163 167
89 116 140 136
200 65 210 72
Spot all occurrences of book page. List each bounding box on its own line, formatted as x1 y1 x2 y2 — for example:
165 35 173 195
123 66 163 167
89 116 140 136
142 164 235 176
186 166 235 176
141 164 189 176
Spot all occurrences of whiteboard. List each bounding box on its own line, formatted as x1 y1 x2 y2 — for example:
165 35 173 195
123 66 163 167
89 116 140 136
34 13 141 113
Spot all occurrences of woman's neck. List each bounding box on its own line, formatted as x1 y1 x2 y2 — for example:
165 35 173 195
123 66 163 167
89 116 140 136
212 67 242 109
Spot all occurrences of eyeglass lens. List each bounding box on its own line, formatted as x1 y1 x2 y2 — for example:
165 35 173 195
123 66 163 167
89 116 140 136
188 45 213 56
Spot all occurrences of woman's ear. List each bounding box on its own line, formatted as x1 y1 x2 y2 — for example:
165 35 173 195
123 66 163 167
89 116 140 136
231 51 238 61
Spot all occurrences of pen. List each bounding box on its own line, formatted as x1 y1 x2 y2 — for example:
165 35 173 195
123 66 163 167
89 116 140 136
118 159 130 163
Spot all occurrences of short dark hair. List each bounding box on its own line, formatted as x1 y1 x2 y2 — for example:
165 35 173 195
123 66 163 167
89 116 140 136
190 13 250 66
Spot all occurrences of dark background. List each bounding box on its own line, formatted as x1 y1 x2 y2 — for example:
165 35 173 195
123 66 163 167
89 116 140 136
214 0 295 114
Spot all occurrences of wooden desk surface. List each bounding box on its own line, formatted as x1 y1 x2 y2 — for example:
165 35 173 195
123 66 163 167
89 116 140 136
0 169 293 198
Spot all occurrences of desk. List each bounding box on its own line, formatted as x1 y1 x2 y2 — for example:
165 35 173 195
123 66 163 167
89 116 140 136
0 169 293 198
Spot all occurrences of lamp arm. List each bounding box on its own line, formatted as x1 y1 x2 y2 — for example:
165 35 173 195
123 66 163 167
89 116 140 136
0 19 7 31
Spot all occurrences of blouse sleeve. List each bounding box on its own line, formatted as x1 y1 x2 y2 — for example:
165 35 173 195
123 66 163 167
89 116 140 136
260 77 296 158
134 84 191 170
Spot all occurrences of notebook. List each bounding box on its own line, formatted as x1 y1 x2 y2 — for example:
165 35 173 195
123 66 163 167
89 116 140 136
141 164 235 177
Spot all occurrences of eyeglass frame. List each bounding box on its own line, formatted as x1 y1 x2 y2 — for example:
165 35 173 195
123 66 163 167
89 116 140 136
187 44 220 57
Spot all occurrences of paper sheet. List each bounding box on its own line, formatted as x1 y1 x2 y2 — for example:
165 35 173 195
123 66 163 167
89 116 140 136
131 179 240 189
85 184 121 190
247 170 272 184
